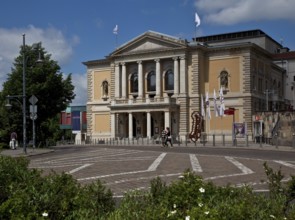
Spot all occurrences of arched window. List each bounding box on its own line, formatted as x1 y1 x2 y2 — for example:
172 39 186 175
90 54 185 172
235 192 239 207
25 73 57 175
165 69 174 91
220 70 229 89
130 72 138 93
147 71 156 92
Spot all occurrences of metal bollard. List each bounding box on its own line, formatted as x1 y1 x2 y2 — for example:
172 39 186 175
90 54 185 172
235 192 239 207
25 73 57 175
213 134 215 146
222 134 225 146
246 134 248 147
260 135 262 148
233 138 237 147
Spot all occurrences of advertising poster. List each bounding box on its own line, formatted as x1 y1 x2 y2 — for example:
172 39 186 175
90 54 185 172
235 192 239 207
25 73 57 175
233 122 246 138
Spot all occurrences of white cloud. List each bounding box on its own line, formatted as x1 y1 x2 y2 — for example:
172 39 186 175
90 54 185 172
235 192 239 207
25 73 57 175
0 25 85 106
70 73 87 106
195 0 295 25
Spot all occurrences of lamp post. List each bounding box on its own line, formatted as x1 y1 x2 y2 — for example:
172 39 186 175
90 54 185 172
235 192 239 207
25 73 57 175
5 35 42 154
264 89 273 112
264 89 274 111
22 34 27 154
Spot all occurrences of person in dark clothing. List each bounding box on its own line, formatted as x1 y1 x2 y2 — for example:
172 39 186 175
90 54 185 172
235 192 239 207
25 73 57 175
165 127 173 147
161 128 168 147
10 131 17 149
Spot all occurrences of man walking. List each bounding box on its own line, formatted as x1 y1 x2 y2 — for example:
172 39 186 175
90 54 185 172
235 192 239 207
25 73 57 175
165 127 173 147
10 131 17 150
161 128 168 147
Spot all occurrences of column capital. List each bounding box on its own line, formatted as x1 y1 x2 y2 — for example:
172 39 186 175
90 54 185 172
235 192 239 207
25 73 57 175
172 56 179 61
137 60 142 64
120 62 126 66
154 58 160 63
179 55 186 60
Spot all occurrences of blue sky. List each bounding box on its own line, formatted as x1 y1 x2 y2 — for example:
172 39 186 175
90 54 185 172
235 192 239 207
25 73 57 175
0 0 294 105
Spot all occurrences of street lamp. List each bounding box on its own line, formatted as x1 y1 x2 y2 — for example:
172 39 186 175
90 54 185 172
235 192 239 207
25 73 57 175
264 89 274 111
22 34 27 154
6 34 42 154
22 34 43 153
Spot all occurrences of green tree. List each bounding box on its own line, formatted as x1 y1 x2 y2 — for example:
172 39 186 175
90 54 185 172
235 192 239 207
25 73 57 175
0 41 75 147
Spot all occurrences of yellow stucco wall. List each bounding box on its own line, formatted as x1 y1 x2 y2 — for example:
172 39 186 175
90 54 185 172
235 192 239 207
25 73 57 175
208 109 240 131
93 70 111 100
208 57 241 92
94 113 110 132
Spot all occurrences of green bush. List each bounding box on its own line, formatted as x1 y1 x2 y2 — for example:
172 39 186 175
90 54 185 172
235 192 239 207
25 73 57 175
112 167 295 220
0 155 115 219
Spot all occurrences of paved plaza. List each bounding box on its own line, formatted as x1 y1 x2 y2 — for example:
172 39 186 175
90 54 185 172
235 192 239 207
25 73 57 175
3 144 293 197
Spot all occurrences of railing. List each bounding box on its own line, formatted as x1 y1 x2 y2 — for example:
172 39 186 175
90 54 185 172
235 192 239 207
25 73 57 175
57 132 295 148
111 97 176 105
77 134 257 148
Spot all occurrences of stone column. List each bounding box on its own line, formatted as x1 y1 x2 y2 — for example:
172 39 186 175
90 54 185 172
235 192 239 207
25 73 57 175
129 112 133 139
121 62 126 99
111 113 116 138
155 59 161 97
173 57 179 96
115 63 120 98
164 111 171 130
138 61 143 98
147 112 151 138
179 56 187 94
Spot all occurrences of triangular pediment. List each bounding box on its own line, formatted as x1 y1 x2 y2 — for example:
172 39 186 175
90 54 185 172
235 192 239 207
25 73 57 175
109 31 187 57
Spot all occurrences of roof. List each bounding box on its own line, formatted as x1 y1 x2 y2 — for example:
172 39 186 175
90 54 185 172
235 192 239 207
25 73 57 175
194 29 281 46
273 51 295 60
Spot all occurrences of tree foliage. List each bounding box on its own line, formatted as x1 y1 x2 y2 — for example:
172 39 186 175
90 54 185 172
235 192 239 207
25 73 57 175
0 42 75 147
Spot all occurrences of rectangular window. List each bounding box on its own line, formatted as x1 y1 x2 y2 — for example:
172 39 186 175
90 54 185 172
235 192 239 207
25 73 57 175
258 79 262 92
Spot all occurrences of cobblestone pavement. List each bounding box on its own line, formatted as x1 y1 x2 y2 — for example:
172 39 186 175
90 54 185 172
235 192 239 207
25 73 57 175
9 144 292 197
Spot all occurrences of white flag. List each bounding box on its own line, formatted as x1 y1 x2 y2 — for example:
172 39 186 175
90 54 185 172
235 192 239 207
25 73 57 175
205 92 211 120
219 87 225 116
113 25 118 35
213 89 220 117
195 12 201 27
201 94 205 117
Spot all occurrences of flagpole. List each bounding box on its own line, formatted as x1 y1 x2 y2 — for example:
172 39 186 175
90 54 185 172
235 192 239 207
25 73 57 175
195 25 197 42
115 34 118 48
113 24 119 48
194 12 201 41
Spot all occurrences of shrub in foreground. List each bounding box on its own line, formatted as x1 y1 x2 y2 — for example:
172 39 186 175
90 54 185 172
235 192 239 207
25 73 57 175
1 155 295 219
110 167 295 220
0 155 115 219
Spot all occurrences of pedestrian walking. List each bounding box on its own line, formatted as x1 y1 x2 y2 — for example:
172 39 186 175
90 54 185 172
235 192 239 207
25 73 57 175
10 131 18 150
161 128 168 147
165 127 173 147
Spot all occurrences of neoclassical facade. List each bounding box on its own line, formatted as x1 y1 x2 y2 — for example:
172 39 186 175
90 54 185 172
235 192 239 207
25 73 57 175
83 29 286 142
